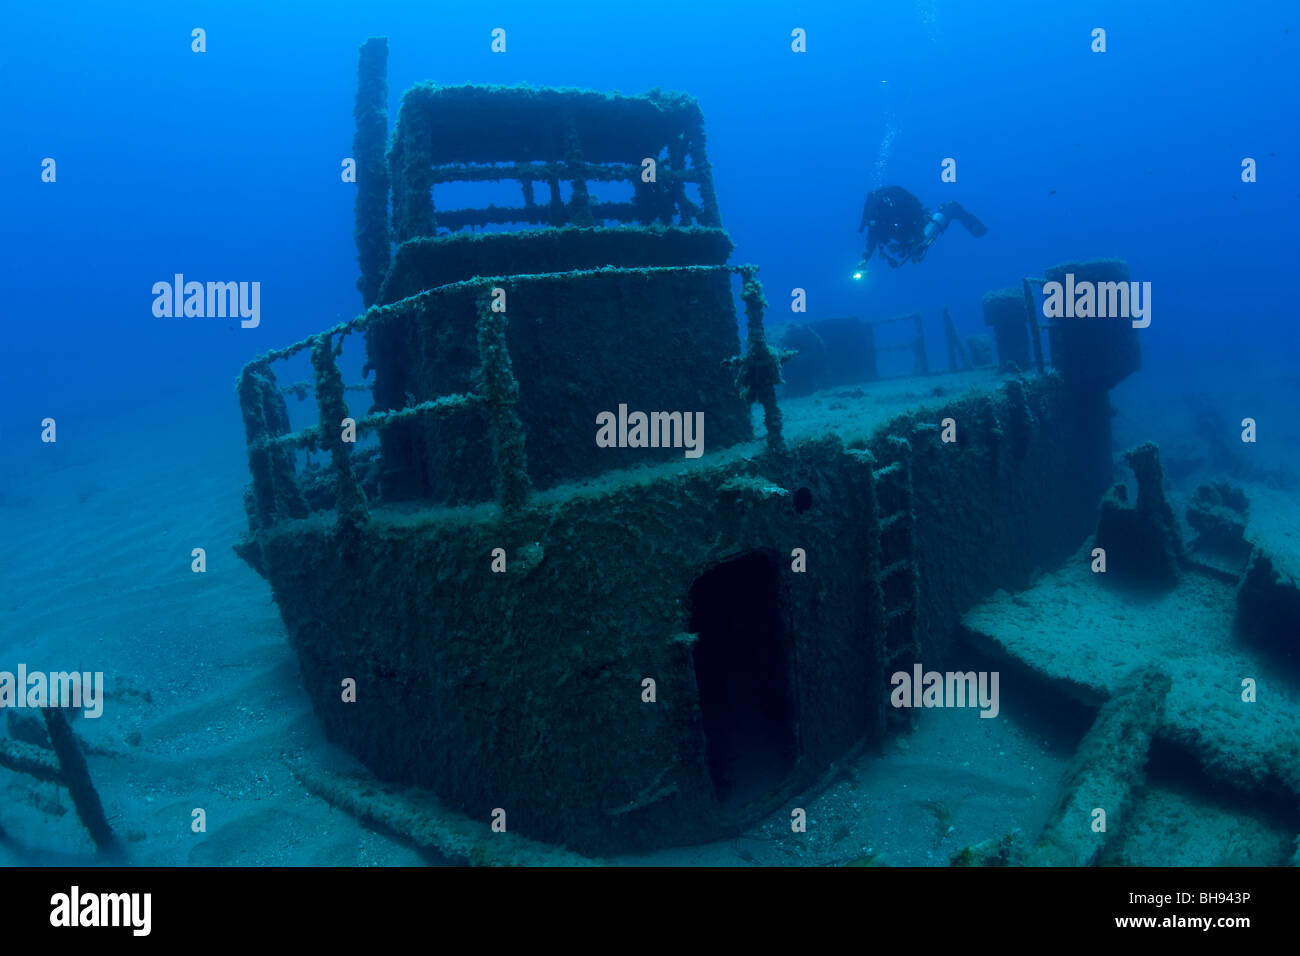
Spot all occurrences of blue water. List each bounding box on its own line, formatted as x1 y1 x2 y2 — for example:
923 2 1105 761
1 1 1297 866
5 0 1296 427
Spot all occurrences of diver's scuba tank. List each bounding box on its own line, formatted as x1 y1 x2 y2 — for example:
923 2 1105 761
912 210 949 262
922 210 949 245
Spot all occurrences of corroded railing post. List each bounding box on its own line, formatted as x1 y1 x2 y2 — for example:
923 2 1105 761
391 87 435 242
237 363 277 527
684 103 721 227
911 311 929 375
1022 277 1047 374
666 137 688 225
237 360 308 529
475 291 531 512
311 332 368 528
563 115 594 227
734 265 785 454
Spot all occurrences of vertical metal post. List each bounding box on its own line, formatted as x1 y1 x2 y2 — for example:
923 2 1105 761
563 115 594 227
237 363 277 528
912 311 929 375
736 266 785 454
685 103 721 227
353 37 390 307
476 291 531 513
237 361 308 527
393 89 435 241
311 333 368 528
943 307 970 371
1022 277 1046 374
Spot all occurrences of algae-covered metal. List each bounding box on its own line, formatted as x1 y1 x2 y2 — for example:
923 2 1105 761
234 40 1129 856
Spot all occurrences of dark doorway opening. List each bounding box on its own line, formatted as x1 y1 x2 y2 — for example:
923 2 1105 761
688 551 798 809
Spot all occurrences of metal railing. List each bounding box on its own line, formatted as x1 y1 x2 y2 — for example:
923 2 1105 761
237 264 776 531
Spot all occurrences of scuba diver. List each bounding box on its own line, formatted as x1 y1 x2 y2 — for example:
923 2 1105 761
856 186 987 273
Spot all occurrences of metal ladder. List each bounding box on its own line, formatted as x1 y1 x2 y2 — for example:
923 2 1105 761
872 436 921 686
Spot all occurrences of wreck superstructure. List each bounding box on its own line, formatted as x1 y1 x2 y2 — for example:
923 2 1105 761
234 39 1135 856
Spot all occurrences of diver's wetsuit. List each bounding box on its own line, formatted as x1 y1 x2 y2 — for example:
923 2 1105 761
859 187 987 267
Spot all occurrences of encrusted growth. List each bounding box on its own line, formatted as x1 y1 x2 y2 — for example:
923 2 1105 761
734 265 787 454
353 37 391 307
982 288 1030 370
229 43 1138 857
1095 441 1185 589
475 294 531 512
310 332 368 529
386 83 722 240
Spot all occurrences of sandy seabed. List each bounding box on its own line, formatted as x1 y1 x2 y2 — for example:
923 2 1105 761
3 370 1291 867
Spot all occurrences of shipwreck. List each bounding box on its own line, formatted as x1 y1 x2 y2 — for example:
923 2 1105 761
233 39 1144 857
